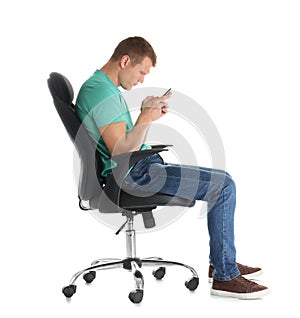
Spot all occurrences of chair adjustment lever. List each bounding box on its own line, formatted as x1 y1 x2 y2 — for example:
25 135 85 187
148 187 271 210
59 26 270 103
115 219 129 235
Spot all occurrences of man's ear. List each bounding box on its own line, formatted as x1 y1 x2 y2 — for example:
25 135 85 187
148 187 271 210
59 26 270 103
120 55 131 69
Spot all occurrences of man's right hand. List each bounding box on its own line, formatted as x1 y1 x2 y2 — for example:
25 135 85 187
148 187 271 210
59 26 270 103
140 92 172 122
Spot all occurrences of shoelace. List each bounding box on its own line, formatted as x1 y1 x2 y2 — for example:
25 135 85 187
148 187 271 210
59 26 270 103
235 275 259 292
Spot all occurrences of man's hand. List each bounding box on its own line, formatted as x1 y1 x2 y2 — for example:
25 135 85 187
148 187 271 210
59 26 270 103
140 92 172 122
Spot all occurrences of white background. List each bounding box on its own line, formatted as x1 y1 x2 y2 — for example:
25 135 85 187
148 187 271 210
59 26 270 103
1 0 299 316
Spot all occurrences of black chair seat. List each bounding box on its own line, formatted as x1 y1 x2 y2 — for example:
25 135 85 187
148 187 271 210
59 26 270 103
119 191 195 210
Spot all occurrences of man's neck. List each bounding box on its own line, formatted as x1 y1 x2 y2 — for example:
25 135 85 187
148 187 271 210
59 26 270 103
100 61 119 87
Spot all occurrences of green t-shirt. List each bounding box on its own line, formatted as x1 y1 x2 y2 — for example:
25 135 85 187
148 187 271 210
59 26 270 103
75 70 150 178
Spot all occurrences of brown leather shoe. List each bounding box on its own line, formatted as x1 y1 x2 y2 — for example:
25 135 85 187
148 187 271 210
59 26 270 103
211 275 269 299
208 263 263 283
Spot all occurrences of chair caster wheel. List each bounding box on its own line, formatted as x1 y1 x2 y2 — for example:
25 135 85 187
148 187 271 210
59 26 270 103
62 284 77 298
128 289 144 304
152 267 166 280
83 271 96 283
185 277 199 291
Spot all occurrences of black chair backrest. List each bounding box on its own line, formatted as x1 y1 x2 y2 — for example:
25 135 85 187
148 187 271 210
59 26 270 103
47 72 104 202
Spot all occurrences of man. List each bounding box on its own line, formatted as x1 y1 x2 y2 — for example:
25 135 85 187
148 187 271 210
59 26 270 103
76 36 269 299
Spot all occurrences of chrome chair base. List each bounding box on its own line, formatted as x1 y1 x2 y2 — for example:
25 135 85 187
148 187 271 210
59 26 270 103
62 216 199 303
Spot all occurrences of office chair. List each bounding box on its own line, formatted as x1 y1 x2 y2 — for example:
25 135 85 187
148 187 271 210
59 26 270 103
47 72 199 303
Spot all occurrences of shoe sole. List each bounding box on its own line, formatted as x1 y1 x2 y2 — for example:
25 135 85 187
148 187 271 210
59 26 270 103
210 287 270 300
208 269 263 283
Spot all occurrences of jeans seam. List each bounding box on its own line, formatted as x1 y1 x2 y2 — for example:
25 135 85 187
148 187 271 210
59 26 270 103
145 172 222 187
222 186 228 279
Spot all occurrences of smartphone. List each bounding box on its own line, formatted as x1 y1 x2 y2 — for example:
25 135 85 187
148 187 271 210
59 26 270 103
162 88 172 96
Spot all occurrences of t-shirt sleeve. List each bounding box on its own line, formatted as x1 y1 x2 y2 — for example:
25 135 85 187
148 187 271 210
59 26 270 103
91 93 126 127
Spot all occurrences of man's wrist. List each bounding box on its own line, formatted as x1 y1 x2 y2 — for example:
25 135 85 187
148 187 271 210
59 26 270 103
137 113 152 125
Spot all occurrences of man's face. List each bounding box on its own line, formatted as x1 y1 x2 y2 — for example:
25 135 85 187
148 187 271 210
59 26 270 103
119 56 153 90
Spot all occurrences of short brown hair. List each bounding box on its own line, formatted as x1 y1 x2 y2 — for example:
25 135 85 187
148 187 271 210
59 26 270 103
110 36 157 67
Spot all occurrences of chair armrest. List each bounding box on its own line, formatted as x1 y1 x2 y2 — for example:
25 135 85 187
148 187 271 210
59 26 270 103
149 144 173 149
112 147 169 168
102 147 169 211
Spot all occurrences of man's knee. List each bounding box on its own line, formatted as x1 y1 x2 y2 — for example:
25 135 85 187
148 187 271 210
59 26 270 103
223 175 236 195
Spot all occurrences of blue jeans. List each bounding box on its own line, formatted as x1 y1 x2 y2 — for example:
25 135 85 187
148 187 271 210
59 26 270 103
122 154 240 281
